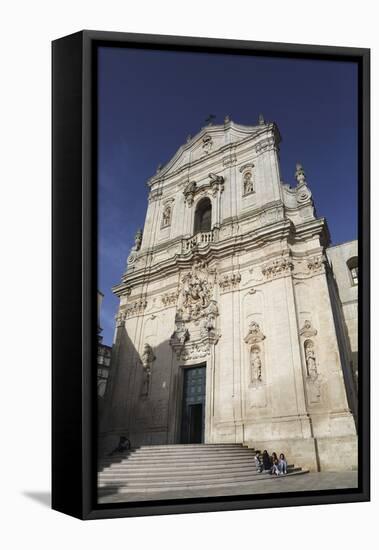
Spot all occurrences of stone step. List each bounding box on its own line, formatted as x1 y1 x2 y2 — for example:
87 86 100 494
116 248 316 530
100 459 272 473
99 462 296 475
103 444 255 458
134 444 245 450
98 469 307 492
102 445 246 458
99 460 258 472
99 466 299 481
100 449 256 463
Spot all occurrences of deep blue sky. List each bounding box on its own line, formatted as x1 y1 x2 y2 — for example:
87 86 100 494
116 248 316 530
98 46 358 346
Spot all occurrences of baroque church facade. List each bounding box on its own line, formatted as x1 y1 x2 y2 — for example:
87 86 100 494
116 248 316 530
100 117 358 472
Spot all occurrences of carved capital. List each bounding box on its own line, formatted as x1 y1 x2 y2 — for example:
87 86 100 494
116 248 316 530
262 257 293 279
125 298 147 318
219 272 241 293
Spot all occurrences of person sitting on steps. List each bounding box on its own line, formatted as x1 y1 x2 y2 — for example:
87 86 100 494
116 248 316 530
262 449 272 472
254 451 263 473
108 436 131 456
271 452 280 476
279 453 288 475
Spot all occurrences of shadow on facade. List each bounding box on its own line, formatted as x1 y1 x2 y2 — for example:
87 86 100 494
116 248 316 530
98 324 181 457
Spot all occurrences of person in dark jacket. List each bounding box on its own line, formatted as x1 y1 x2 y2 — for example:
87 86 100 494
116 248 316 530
262 450 272 471
108 436 131 456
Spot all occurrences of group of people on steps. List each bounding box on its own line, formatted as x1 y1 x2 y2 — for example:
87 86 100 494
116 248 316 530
254 450 288 475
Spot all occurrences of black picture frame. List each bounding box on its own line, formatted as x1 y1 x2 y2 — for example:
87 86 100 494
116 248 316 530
52 30 370 520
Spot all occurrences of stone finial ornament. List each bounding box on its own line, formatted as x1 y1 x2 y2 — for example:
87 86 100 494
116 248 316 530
258 113 265 125
134 229 143 251
295 163 307 186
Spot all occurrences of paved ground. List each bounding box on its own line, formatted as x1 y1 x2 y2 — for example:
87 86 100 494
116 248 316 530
98 471 358 504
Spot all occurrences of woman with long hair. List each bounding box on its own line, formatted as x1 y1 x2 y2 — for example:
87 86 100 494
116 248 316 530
279 453 288 475
262 449 272 472
271 452 280 476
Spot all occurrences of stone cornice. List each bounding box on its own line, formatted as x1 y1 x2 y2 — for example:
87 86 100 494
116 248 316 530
113 219 293 296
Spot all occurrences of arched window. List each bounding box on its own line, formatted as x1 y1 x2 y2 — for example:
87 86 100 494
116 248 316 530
347 256 358 286
194 197 212 234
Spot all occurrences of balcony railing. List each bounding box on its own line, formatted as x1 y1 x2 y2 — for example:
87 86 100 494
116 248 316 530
183 230 215 252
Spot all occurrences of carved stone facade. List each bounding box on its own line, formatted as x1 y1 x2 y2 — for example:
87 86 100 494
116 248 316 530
101 118 358 473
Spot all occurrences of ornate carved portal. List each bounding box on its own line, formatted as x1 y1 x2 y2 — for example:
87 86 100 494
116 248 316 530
177 261 214 322
170 261 220 361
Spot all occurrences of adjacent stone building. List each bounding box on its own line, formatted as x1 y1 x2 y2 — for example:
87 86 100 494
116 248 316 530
100 118 358 472
97 291 112 414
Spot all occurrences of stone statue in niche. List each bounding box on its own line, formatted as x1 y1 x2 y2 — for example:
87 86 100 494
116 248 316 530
170 311 190 346
244 321 265 386
162 204 172 227
243 171 254 195
140 343 155 397
200 309 217 340
250 345 262 383
304 340 317 380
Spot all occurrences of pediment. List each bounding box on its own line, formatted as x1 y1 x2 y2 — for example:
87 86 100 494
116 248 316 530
147 121 274 185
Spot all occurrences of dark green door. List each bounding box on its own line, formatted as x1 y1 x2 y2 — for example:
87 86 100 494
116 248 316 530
181 365 206 443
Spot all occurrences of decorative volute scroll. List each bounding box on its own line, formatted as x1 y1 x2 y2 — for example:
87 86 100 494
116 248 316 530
140 343 155 397
183 181 198 206
294 163 313 204
208 173 225 196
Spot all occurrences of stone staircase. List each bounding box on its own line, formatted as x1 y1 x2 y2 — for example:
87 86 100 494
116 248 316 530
98 444 308 498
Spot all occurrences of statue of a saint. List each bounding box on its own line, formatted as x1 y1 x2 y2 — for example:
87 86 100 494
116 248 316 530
250 346 262 383
243 171 253 194
162 205 171 227
305 341 317 379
